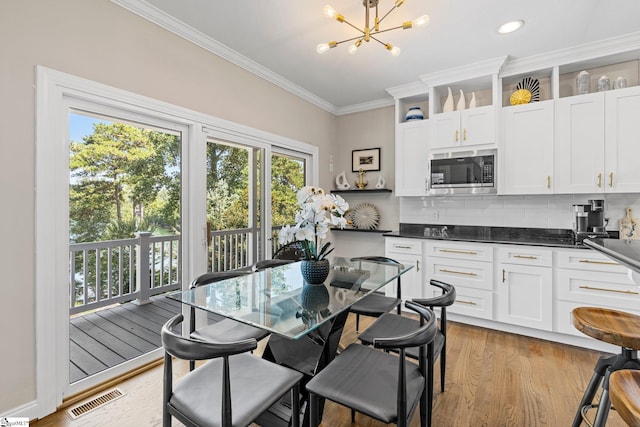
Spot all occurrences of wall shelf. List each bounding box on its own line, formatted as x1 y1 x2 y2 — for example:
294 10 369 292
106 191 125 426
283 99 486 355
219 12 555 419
331 189 392 194
331 227 392 233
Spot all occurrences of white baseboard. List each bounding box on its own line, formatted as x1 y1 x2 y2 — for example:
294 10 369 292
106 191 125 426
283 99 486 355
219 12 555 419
0 399 39 422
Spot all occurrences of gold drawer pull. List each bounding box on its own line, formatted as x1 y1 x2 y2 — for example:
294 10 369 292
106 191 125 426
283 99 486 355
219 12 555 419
439 269 477 276
513 255 538 260
393 245 413 249
579 259 619 266
456 299 477 305
578 285 639 295
439 249 478 255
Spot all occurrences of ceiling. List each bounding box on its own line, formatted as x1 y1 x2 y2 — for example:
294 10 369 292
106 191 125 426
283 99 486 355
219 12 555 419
117 0 640 114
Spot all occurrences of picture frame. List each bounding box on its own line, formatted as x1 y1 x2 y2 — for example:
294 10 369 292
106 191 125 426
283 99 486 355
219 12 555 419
352 148 381 172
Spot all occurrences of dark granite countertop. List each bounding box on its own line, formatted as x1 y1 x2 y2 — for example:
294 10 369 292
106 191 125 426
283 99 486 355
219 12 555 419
382 223 614 249
584 238 640 273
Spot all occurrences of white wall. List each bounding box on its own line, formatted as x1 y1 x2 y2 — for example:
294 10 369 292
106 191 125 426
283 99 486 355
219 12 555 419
400 193 640 231
0 0 338 414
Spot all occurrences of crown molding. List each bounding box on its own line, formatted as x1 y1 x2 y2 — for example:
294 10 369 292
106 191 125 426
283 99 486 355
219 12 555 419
419 56 508 87
501 31 640 77
110 0 340 115
335 97 395 115
386 81 429 99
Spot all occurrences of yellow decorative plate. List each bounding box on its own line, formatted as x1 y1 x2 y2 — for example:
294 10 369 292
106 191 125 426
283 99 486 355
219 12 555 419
510 76 540 105
510 89 532 105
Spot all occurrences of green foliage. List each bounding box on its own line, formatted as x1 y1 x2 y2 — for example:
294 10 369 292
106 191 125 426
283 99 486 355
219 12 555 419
69 120 180 242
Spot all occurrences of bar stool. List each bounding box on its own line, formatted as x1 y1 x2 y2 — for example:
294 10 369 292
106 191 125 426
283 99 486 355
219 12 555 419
571 307 640 427
610 370 640 427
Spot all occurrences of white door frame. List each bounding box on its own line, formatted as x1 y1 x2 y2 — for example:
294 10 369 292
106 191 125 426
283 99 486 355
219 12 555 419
34 66 318 419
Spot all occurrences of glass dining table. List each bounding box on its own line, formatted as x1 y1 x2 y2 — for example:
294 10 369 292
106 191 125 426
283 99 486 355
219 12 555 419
166 256 413 426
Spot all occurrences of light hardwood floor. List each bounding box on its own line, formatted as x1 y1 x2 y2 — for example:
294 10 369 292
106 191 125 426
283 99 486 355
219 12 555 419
32 314 626 426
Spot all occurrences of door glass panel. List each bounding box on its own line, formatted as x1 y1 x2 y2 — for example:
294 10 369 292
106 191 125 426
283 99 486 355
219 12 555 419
207 139 263 271
270 151 306 255
68 111 181 384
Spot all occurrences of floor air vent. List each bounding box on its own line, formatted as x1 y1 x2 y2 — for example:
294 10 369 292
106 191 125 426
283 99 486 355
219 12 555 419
67 388 125 419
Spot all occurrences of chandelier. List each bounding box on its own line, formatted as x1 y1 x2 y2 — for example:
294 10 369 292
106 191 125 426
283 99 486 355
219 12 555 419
316 0 429 56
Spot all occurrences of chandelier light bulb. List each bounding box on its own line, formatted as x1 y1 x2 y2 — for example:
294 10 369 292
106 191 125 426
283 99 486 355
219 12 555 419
412 14 430 27
316 41 337 54
348 39 363 55
385 44 401 56
323 5 337 18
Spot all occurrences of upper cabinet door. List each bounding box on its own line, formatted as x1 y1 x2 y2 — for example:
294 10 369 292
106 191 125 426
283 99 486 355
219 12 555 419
395 120 430 196
502 101 555 194
555 93 605 194
461 105 496 147
430 111 459 149
605 86 640 193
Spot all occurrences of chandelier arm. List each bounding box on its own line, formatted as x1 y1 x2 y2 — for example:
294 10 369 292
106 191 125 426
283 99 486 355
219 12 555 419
372 24 404 35
340 18 366 36
335 35 366 45
377 4 399 26
369 35 390 47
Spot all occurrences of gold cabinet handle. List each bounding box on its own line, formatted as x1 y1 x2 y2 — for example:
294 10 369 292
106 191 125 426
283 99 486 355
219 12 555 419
439 268 477 276
502 269 506 283
439 249 478 255
609 172 614 187
463 128 467 141
393 245 412 249
579 259 619 266
579 285 639 295
513 255 539 260
416 260 420 272
455 129 459 142
456 299 477 306
547 176 551 189
597 173 602 188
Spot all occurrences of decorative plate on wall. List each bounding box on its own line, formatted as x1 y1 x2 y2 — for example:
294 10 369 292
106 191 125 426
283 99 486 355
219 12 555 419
347 203 380 230
510 76 540 105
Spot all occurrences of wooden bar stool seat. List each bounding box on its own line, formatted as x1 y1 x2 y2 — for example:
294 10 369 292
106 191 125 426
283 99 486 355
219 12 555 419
610 370 640 427
571 307 640 427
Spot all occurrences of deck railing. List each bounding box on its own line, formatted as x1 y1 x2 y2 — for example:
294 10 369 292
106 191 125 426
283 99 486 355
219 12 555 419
69 232 181 315
69 227 284 314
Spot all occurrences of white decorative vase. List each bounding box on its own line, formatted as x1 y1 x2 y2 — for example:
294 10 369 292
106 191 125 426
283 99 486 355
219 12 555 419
442 87 454 113
469 92 477 108
456 90 466 110
375 175 386 189
405 106 424 121
335 171 350 190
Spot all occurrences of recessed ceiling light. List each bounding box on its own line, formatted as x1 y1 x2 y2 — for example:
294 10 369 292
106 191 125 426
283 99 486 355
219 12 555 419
498 20 524 34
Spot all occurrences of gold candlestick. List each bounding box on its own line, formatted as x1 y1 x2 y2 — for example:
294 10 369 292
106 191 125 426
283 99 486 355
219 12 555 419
355 168 368 189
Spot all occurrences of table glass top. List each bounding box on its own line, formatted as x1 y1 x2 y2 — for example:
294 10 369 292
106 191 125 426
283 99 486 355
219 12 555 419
167 257 412 340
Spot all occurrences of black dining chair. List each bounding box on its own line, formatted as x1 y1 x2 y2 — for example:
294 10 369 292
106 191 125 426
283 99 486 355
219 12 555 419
161 314 303 427
272 240 306 261
252 258 295 272
359 280 457 399
349 256 403 333
188 271 271 371
306 301 438 427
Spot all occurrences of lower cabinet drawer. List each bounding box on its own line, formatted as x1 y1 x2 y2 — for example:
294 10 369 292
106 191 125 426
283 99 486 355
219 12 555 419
556 250 626 273
440 285 493 320
556 268 640 311
555 299 640 338
426 258 493 291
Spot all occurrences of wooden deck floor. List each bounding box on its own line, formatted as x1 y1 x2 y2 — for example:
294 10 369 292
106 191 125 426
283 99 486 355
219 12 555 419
69 295 222 383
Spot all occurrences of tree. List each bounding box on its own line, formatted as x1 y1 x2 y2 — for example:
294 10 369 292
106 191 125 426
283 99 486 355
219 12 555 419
70 122 181 242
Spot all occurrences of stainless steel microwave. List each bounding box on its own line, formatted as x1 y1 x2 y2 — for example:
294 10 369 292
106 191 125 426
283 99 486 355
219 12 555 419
428 149 496 195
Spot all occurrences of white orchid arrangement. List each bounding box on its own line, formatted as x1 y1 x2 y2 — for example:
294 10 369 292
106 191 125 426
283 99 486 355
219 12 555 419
278 186 349 261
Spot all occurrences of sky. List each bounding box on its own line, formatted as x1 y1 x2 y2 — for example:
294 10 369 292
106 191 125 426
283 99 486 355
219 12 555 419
68 113 110 142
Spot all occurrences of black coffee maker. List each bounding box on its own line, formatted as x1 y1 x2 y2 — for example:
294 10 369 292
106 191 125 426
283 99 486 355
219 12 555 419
573 199 609 243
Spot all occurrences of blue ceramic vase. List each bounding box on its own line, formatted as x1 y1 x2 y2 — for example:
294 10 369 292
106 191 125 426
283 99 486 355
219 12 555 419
300 259 330 285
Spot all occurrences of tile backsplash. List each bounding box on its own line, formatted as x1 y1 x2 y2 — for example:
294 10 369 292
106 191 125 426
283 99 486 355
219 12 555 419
400 194 640 231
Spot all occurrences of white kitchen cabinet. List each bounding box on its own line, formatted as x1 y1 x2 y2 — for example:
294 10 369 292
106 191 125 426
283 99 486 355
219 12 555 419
385 238 423 302
425 240 494 320
502 100 554 194
430 105 495 150
555 93 606 194
495 246 553 331
605 86 640 193
395 120 429 196
555 86 640 194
